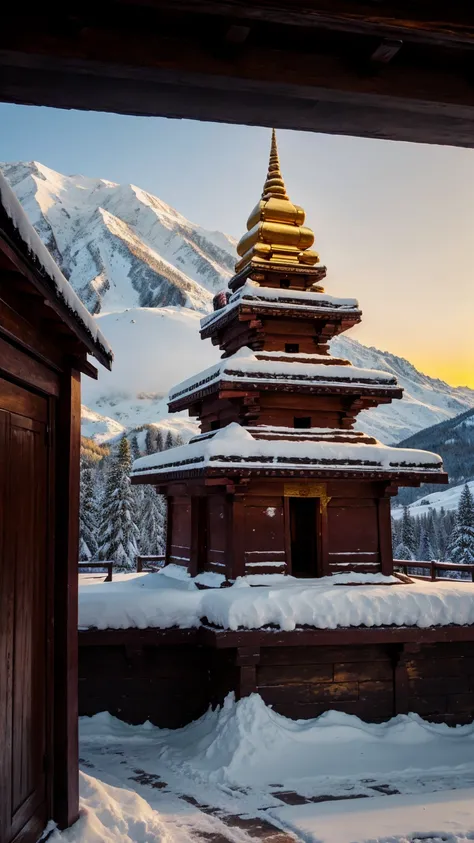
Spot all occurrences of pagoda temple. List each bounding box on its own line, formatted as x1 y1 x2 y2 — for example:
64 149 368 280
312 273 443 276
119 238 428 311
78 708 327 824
132 131 447 582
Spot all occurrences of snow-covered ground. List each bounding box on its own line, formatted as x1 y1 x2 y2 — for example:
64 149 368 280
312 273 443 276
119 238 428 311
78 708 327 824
392 479 474 520
50 694 474 843
79 567 474 631
270 789 474 843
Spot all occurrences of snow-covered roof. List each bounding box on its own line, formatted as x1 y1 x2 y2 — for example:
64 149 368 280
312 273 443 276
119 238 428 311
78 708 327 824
132 422 444 479
168 346 401 405
0 170 113 368
201 281 361 335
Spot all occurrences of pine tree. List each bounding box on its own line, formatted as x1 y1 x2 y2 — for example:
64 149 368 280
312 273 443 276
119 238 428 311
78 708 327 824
418 528 434 562
394 541 413 561
130 434 141 461
155 429 164 452
391 516 401 555
165 430 174 450
400 506 416 558
426 510 439 560
448 484 474 565
98 436 140 570
79 460 99 560
145 428 155 455
140 487 166 555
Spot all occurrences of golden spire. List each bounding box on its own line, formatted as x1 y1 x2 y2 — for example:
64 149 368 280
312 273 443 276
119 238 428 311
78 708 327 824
235 129 320 274
262 129 289 200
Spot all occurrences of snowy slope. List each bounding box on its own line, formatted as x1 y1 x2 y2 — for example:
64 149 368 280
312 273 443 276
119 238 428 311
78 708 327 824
0 161 235 314
2 160 473 446
392 479 474 520
82 307 219 429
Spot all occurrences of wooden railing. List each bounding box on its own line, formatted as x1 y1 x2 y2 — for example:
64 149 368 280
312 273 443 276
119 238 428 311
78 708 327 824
136 555 166 572
78 561 114 582
394 559 474 582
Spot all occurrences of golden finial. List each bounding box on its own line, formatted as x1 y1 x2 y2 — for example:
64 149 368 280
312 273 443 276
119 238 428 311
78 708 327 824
262 129 289 200
235 129 320 274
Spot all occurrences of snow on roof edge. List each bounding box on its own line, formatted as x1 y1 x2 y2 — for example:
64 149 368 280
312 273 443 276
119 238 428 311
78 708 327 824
0 170 113 368
132 422 444 477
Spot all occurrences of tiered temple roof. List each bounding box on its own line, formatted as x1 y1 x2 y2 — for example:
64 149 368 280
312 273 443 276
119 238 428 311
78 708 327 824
132 131 445 488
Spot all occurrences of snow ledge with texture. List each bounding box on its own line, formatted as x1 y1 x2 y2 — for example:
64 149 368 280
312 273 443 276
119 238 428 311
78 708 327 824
131 422 443 476
79 568 474 631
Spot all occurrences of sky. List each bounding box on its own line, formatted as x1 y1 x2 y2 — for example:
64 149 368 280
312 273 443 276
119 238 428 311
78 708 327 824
1 103 473 387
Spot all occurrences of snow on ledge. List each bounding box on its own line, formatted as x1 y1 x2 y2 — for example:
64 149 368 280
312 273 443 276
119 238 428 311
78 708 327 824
0 170 113 364
200 281 360 331
131 422 442 476
79 569 474 631
169 346 398 402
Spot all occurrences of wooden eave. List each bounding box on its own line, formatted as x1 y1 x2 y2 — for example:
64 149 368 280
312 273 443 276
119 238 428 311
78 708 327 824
0 212 112 372
227 261 328 293
4 4 474 148
79 622 474 649
168 376 402 412
132 463 448 486
200 299 362 340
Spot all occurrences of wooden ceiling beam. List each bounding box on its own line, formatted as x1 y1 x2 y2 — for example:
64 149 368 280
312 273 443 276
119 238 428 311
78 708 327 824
111 1 474 49
2 6 474 146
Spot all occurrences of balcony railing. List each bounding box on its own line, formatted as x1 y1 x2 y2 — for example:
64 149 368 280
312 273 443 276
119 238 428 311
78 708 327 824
78 561 114 582
136 555 166 572
394 559 474 582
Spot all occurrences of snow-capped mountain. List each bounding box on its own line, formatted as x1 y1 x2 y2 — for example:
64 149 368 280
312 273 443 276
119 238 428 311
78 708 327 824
2 160 473 447
332 337 474 444
1 161 235 313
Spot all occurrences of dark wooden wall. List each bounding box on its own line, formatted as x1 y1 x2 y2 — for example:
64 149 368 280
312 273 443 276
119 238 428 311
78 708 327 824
79 634 211 728
78 632 474 728
168 497 192 568
166 478 392 580
0 263 82 838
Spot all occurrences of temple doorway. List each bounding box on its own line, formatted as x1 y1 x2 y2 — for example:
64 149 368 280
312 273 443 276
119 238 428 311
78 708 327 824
289 497 320 578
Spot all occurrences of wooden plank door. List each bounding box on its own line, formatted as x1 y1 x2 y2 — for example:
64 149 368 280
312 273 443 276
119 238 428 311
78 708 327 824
0 377 50 843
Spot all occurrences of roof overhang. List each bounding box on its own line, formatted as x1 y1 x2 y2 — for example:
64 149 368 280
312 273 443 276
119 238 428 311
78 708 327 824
0 208 113 372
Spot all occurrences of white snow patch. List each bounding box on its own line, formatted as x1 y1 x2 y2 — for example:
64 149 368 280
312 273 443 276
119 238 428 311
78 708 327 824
48 771 170 843
79 693 474 789
270 788 474 843
79 570 474 631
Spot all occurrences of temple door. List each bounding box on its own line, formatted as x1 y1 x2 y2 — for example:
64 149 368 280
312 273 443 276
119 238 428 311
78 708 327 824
0 377 50 843
289 496 321 578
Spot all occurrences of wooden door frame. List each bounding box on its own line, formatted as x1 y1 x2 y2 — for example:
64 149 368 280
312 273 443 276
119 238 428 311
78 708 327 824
284 494 325 578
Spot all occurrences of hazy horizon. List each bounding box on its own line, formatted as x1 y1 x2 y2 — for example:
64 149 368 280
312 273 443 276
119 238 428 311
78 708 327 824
1 103 473 388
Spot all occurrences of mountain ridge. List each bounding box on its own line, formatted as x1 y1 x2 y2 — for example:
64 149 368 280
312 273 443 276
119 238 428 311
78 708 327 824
2 159 473 446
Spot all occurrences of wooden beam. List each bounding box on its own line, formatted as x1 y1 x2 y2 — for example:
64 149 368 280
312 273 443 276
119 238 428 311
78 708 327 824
2 8 474 147
111 1 474 49
53 369 80 829
71 356 98 380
